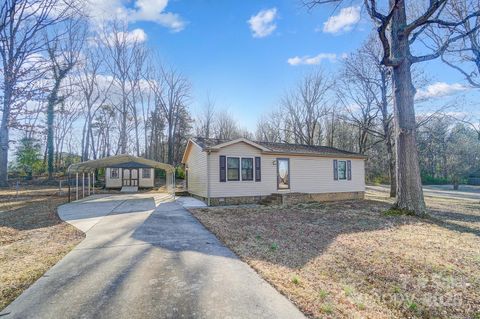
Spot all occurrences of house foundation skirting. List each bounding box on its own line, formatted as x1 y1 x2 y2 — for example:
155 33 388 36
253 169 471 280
190 191 365 206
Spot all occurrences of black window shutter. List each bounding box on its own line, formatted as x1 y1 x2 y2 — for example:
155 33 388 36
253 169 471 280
347 160 352 180
333 160 338 180
219 156 226 182
255 157 261 182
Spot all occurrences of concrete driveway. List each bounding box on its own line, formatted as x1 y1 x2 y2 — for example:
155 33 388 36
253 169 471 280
1 193 304 319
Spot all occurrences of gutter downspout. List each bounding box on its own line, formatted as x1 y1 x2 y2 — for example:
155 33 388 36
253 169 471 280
207 150 211 206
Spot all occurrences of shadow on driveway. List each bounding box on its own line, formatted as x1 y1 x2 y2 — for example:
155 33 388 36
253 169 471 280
1 194 305 319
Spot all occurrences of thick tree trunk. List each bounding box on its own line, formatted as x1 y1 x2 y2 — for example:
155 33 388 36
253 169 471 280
390 0 426 215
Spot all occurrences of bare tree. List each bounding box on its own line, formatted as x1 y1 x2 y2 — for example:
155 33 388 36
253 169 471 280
139 65 155 158
45 18 85 179
439 0 480 88
126 42 147 156
100 20 143 154
149 66 191 164
340 35 397 196
305 0 480 215
78 44 112 161
195 94 216 138
255 111 284 142
0 0 78 185
337 54 381 155
214 110 241 140
93 104 116 158
281 70 333 145
53 85 81 171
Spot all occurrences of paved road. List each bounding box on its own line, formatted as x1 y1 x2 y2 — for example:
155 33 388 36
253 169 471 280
1 194 304 319
368 184 480 201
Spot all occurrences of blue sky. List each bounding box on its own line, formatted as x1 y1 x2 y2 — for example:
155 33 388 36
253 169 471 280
91 0 476 131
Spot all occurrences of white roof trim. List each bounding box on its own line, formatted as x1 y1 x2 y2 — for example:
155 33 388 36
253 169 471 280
181 139 196 164
208 138 270 151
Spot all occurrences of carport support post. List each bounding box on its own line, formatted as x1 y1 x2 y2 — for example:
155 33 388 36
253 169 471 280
92 172 95 194
82 173 85 198
88 172 91 195
76 173 79 200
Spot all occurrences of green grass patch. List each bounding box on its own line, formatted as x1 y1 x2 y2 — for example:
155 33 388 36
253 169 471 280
318 289 329 299
384 207 416 216
343 285 354 297
320 303 333 314
269 242 278 251
291 276 300 285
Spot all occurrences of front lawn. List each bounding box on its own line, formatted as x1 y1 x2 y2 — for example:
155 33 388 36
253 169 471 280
190 190 480 319
0 187 84 310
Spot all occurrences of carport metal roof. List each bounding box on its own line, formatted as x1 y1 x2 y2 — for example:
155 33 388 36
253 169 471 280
67 155 175 174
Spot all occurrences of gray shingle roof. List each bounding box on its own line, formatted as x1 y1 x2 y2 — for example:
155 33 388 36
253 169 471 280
192 137 365 158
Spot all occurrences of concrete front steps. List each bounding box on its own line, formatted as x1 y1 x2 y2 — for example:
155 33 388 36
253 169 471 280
259 193 283 205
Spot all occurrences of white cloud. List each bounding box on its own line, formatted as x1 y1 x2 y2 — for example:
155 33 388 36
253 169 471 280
415 82 468 100
323 6 360 34
248 8 278 38
88 0 185 32
287 53 337 66
130 0 185 32
123 28 148 43
105 28 148 45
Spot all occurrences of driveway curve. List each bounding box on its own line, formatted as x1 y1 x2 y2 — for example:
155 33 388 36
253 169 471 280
1 193 304 319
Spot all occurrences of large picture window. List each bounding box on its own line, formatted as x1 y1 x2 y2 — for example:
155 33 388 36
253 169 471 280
277 158 290 189
338 160 347 180
241 158 253 181
227 157 240 181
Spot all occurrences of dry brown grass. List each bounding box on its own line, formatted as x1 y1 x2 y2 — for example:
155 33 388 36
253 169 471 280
190 191 480 319
0 187 85 310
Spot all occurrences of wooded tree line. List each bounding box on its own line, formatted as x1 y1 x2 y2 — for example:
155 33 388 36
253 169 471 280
1 0 192 184
2 0 480 216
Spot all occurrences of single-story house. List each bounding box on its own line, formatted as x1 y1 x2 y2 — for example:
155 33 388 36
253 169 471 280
181 137 367 205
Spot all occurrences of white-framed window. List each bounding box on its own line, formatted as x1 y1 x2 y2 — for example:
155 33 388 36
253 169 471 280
241 157 254 181
110 168 119 179
337 160 347 180
142 168 151 179
227 157 240 181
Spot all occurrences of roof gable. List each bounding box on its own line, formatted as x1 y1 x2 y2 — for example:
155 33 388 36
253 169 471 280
208 138 270 151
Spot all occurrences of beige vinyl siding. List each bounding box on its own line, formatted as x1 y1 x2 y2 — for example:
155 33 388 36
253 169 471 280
105 168 154 188
185 142 208 197
139 168 154 187
208 141 365 197
210 142 275 197
289 156 365 193
106 168 122 188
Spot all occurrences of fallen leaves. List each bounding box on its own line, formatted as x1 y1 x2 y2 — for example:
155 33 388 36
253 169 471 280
191 191 480 319
0 188 84 310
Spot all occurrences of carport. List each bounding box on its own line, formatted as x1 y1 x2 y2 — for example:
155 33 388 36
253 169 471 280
67 155 176 201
